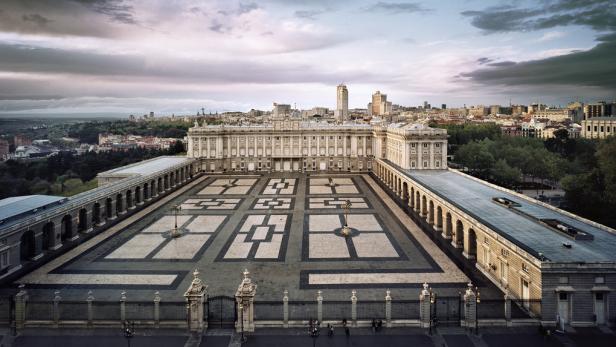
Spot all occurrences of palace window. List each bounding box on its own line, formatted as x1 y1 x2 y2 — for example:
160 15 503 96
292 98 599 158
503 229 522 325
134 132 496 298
522 263 529 273
595 276 605 284
500 249 509 257
435 143 440 147
0 250 9 269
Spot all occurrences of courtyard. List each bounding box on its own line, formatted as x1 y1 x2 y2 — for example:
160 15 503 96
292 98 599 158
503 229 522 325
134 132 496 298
14 173 475 302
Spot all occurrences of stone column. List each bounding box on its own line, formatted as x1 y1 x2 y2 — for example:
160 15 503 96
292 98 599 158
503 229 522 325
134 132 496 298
504 291 511 327
83 210 93 233
419 283 431 328
154 291 161 328
53 290 61 327
68 216 80 241
49 223 63 250
137 188 144 206
117 196 126 215
385 290 392 328
350 290 357 327
87 290 94 327
317 290 323 323
235 269 257 333
107 199 117 220
152 181 159 198
184 269 208 332
14 284 27 329
120 291 127 322
283 290 289 328
463 283 477 328
32 231 44 260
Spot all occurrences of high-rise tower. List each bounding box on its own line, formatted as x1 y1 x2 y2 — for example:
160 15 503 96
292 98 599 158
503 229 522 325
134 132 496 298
336 84 349 122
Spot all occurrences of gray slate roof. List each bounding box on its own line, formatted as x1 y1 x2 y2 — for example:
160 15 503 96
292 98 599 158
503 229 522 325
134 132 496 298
392 164 616 263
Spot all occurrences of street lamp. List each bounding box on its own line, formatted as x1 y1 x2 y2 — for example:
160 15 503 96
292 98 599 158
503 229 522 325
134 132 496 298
475 287 481 335
123 320 135 347
341 200 352 237
170 204 182 238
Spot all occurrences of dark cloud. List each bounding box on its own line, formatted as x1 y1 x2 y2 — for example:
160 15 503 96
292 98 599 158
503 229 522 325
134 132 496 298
238 2 259 15
366 2 432 14
462 0 616 33
462 33 616 91
0 43 388 86
22 14 52 26
0 0 134 37
294 9 326 20
71 0 136 25
477 57 492 65
461 1 616 92
487 61 516 67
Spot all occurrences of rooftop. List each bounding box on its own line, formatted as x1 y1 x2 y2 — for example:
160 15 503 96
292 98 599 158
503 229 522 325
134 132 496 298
100 156 192 177
0 195 67 223
386 161 616 263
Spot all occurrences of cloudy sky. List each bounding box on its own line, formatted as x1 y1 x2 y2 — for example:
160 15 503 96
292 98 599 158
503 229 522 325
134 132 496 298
0 0 615 115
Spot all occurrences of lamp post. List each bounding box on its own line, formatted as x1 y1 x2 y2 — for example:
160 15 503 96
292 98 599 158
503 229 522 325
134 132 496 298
171 204 182 238
341 200 352 237
475 287 481 335
123 320 134 347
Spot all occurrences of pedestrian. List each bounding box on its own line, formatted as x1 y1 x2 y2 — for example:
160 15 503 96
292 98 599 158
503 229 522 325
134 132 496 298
371 319 376 333
345 326 350 337
377 319 383 331
327 324 334 337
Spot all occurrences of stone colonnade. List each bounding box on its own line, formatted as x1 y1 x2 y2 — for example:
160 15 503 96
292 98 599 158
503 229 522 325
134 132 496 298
373 160 478 260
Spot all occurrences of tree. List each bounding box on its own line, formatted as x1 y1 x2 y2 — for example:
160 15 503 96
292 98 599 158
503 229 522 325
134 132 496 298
491 159 521 187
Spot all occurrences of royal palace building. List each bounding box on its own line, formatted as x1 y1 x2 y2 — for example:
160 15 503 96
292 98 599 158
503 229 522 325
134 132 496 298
188 117 616 327
187 117 448 173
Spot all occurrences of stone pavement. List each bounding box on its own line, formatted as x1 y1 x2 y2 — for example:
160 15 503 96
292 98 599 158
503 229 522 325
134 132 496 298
1 326 614 347
9 173 479 303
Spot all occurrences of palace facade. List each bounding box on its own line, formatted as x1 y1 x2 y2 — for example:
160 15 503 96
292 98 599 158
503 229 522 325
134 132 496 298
187 117 448 173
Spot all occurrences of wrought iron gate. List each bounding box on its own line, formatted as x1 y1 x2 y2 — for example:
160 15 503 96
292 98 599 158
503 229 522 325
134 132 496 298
207 296 236 328
435 296 461 326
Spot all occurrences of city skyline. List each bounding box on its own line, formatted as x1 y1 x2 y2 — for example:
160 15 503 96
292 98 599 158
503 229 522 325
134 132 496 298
0 0 615 115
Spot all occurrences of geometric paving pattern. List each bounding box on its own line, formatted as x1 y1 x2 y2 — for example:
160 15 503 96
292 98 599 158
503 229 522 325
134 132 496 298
16 174 472 297
105 214 227 260
252 197 293 210
308 197 369 209
198 178 257 195
262 178 296 195
309 177 359 194
304 213 402 261
218 214 290 261
180 198 241 210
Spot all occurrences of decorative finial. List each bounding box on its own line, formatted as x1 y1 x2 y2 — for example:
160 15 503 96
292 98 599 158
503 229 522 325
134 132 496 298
243 268 250 279
193 269 200 279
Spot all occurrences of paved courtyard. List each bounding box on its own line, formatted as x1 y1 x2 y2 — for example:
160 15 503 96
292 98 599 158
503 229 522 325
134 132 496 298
14 173 472 301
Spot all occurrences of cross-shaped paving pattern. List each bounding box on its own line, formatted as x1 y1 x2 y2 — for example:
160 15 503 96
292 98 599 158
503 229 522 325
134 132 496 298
181 198 241 210
198 178 257 195
252 197 293 210
262 178 297 195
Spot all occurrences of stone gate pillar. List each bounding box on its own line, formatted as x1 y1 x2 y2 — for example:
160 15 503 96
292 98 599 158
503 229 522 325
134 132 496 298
419 283 431 328
385 290 392 328
235 269 257 333
317 290 323 323
351 290 357 327
14 284 27 330
463 283 477 328
184 269 208 332
283 290 289 328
